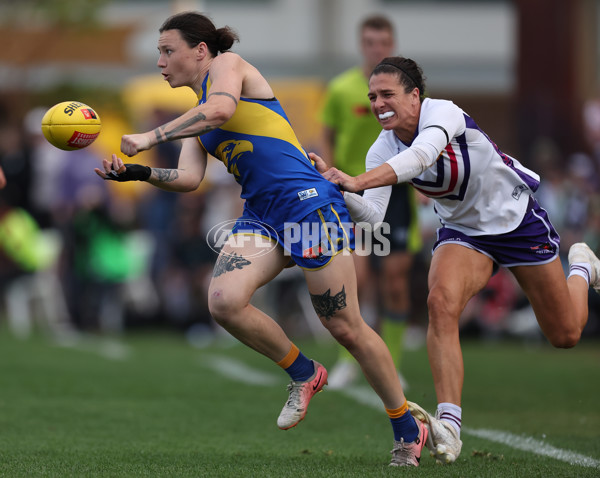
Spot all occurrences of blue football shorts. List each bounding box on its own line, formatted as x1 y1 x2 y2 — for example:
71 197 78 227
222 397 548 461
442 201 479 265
230 203 355 271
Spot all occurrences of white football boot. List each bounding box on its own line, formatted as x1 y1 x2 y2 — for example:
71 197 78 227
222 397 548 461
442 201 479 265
277 361 328 429
408 401 463 464
568 242 600 293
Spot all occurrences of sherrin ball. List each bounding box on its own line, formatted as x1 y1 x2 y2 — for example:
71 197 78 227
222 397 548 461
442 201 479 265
41 101 101 151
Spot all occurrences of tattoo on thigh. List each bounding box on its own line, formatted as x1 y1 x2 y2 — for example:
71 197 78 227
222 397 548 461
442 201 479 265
310 285 347 321
213 252 251 277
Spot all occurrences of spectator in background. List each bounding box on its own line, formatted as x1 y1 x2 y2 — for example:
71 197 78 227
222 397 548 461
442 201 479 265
23 107 71 229
320 15 421 389
0 107 34 214
0 107 74 339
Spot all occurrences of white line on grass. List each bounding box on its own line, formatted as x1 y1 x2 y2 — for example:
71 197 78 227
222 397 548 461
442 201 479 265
203 354 600 469
201 354 281 385
342 385 600 469
464 427 600 469
53 335 132 360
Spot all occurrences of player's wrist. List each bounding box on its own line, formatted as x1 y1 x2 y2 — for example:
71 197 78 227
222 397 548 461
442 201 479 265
104 164 151 182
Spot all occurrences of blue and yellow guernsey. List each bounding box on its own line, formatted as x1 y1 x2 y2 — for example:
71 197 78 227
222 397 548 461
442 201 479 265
197 74 345 232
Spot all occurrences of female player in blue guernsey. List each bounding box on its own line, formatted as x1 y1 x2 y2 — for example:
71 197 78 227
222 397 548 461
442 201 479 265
95 12 427 467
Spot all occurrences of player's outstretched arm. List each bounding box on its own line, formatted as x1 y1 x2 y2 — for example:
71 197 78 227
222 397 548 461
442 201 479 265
96 138 208 192
120 54 243 158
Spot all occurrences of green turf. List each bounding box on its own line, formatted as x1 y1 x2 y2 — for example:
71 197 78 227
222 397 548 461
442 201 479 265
0 327 597 477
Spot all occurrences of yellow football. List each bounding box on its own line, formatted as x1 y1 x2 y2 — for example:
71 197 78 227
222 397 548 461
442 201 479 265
41 101 102 151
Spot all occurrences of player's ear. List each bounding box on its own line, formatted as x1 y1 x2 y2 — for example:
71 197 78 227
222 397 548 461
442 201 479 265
411 87 420 106
196 42 209 60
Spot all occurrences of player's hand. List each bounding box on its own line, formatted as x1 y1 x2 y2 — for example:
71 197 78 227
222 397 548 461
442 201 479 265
94 154 151 182
121 132 153 157
308 152 329 174
323 167 359 192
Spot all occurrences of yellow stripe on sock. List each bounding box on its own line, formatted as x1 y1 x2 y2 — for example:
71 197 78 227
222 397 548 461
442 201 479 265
386 400 409 419
277 343 300 369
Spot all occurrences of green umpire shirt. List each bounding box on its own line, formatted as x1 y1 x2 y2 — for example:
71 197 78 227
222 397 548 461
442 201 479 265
320 67 382 177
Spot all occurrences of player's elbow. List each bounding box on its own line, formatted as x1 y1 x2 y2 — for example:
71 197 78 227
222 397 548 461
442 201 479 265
210 103 236 126
211 109 230 126
160 170 202 192
181 176 202 192
179 183 200 192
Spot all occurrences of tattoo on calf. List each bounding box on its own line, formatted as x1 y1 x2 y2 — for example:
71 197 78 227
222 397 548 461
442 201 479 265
310 285 347 321
213 252 251 277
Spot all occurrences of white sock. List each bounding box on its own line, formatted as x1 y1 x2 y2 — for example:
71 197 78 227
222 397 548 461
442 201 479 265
568 262 591 285
437 402 462 437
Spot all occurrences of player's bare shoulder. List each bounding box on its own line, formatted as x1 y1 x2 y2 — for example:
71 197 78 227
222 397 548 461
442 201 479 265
211 53 272 98
209 51 244 73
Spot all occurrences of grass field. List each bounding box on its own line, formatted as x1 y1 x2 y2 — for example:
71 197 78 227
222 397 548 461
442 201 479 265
0 326 598 477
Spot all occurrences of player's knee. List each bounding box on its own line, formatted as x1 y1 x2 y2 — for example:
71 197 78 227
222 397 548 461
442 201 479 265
547 329 581 349
326 322 358 349
208 288 246 326
426 288 462 330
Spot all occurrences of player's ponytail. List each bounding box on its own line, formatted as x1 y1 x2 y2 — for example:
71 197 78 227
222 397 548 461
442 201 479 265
160 12 239 56
215 26 239 53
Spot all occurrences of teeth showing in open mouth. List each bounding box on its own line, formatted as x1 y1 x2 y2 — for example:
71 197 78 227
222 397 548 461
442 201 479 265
379 111 394 120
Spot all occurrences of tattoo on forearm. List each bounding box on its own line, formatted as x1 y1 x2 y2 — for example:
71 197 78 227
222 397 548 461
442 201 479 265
154 128 165 144
154 169 179 183
208 91 238 106
310 286 347 321
165 112 208 140
213 252 251 277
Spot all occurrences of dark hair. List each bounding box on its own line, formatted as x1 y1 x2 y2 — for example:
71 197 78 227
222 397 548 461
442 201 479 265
360 14 394 34
159 11 239 56
371 57 426 101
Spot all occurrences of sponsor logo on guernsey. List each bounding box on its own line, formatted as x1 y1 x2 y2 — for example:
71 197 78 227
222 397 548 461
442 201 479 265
298 188 318 201
512 184 529 200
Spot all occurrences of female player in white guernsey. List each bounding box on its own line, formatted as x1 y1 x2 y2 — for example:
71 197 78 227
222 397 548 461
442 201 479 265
95 13 428 467
316 56 600 465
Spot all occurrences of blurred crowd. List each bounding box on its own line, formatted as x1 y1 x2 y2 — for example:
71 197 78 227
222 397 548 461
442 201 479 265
0 103 242 344
0 98 600 345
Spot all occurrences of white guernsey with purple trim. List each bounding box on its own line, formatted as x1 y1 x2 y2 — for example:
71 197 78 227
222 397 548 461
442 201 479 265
344 98 541 237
